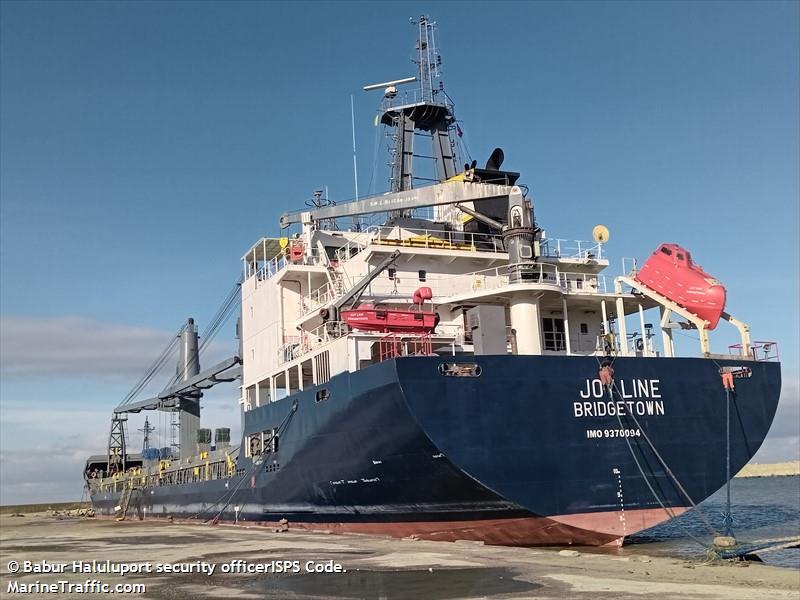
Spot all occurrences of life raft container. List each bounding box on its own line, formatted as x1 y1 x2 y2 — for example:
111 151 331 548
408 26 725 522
634 243 726 330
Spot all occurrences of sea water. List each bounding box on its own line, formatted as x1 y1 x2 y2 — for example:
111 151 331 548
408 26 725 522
626 475 800 568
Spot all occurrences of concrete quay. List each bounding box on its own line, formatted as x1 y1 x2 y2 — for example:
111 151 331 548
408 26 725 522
1 513 798 599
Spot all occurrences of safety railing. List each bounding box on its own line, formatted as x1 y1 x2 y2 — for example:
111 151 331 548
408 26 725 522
333 225 507 265
334 226 380 264
371 227 505 253
621 257 639 277
250 248 325 284
299 264 609 315
252 254 287 281
277 336 303 365
305 281 335 313
440 264 607 297
571 334 603 354
378 333 433 361
540 238 605 260
277 324 354 365
558 272 608 294
308 321 351 349
435 323 465 346
728 341 780 362
543 331 568 352
379 87 455 115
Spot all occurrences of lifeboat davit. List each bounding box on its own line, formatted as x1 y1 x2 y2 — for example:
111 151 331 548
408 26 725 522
340 287 436 333
634 244 726 330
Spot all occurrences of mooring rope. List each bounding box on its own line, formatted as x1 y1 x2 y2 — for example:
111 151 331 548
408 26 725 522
593 354 718 550
196 399 300 524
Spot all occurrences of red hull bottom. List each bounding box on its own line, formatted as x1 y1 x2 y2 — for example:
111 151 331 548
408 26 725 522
279 507 686 546
105 507 687 547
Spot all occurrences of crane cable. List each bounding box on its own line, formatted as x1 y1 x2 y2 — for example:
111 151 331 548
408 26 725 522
118 323 186 407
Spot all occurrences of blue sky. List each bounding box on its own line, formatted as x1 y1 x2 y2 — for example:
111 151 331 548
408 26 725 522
1 1 798 503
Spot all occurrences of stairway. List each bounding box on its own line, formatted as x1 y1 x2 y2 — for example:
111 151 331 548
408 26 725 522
115 486 135 521
329 270 347 298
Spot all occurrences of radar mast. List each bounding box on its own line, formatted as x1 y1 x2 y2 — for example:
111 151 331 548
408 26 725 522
365 15 460 194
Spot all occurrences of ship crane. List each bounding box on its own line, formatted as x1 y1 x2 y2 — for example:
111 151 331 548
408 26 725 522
321 249 402 325
106 281 244 466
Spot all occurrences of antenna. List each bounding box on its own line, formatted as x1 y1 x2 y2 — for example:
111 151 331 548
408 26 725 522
362 15 460 194
363 77 417 92
305 189 337 230
138 417 156 452
411 15 441 103
351 95 359 200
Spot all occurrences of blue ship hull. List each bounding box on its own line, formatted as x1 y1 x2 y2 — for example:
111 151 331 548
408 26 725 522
90 355 780 545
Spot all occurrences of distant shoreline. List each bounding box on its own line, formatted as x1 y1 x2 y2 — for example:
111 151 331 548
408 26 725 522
735 461 800 478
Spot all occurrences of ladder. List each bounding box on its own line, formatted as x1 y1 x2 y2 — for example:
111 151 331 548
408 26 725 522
329 270 347 297
115 486 136 521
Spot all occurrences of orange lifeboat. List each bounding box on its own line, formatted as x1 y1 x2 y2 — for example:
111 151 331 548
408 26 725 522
634 244 726 329
340 306 437 333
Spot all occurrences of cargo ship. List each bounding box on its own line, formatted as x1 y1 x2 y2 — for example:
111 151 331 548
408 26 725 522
85 16 781 547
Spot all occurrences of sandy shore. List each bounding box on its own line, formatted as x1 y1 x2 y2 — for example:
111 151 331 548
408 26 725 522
0 513 798 599
736 461 800 478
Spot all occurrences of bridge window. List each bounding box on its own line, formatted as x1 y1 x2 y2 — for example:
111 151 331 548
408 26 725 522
288 366 301 395
247 433 262 457
263 429 279 453
274 371 287 400
258 379 271 404
301 359 313 389
246 385 256 408
542 318 566 351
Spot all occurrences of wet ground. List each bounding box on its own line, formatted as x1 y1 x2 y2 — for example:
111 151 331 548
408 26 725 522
0 514 798 599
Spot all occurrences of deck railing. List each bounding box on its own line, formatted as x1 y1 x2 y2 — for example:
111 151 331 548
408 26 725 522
248 227 608 289
249 248 324 284
378 333 433 362
539 238 605 260
728 341 779 362
299 263 610 319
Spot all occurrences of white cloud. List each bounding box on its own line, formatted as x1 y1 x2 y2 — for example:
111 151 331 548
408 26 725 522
0 316 177 380
0 442 102 505
0 389 242 505
0 315 235 380
0 315 242 504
